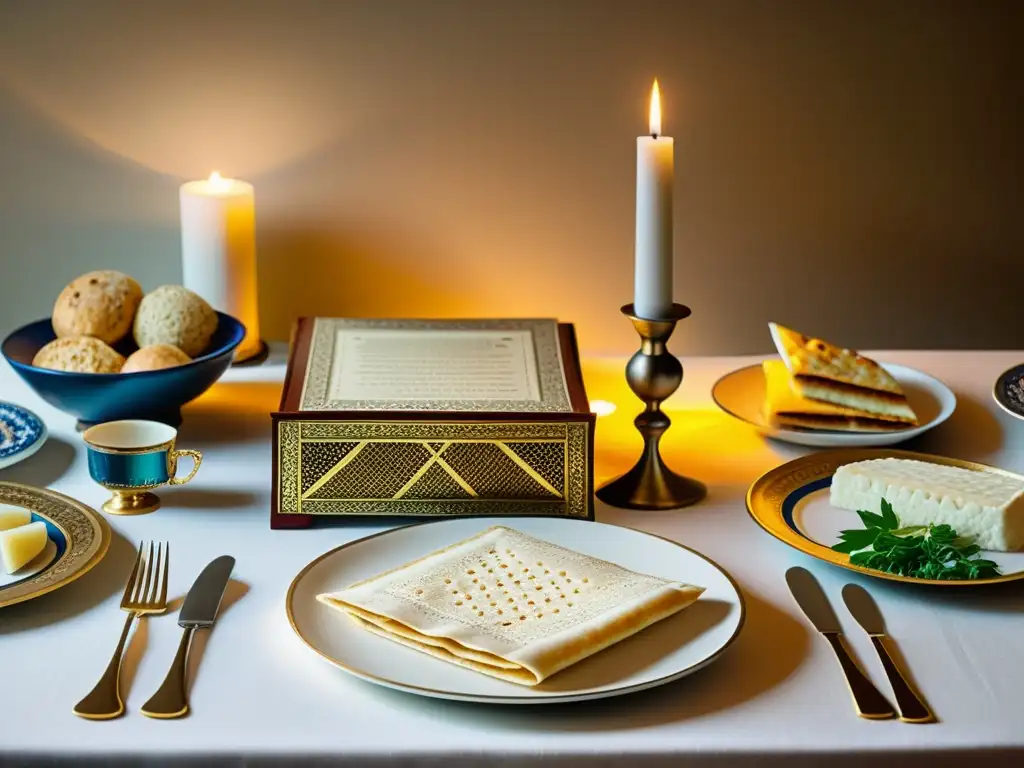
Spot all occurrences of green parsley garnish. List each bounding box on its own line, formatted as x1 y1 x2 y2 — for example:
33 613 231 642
831 499 1001 580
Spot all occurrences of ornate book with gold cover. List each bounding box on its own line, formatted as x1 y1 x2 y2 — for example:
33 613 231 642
271 318 594 528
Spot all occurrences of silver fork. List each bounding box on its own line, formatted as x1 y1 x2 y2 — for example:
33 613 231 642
73 542 169 720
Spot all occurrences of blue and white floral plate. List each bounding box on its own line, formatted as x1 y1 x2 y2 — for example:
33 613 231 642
0 402 47 471
746 448 1024 586
0 482 109 608
993 364 1024 422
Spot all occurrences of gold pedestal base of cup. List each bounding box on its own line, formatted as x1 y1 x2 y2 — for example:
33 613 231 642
103 490 161 516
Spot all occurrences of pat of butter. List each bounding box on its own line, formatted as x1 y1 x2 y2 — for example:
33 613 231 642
0 505 32 532
831 458 1024 552
0 521 48 574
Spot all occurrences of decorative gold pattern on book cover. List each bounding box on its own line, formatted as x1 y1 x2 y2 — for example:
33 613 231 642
277 421 589 519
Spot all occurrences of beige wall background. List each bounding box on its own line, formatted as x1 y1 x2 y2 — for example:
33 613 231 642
0 0 1019 357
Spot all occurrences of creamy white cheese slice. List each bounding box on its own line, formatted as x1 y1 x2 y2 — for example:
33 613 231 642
830 458 1024 552
0 521 48 574
0 505 31 532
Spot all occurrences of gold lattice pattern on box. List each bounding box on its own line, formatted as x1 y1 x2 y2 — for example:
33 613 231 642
301 440 563 502
278 421 590 518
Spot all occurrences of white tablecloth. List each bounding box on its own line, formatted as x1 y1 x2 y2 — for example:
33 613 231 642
1 349 1023 766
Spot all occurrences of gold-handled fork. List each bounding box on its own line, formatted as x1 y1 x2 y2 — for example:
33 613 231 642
73 542 169 720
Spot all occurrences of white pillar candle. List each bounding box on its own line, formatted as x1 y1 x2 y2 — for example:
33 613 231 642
179 172 262 362
634 80 674 319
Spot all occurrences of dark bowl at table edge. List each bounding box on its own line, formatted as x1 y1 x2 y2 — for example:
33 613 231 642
1 312 245 429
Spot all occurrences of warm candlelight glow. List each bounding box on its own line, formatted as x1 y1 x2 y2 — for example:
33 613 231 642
207 170 232 193
589 399 618 417
648 79 661 137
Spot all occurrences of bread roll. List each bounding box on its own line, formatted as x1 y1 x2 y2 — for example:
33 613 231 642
121 344 191 373
32 336 124 373
133 285 218 358
52 270 142 344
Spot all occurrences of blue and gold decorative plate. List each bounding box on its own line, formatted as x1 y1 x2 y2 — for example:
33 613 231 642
746 448 1024 586
0 482 109 608
993 364 1024 422
0 402 47 471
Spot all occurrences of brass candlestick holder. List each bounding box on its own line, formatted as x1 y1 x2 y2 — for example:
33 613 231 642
596 303 706 510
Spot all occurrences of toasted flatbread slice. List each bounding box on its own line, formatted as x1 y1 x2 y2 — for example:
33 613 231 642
318 526 703 686
762 361 911 432
790 375 917 423
768 323 918 425
770 322 903 394
773 412 912 433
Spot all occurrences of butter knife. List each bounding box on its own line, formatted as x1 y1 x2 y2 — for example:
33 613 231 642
842 584 935 723
785 567 895 719
141 555 235 719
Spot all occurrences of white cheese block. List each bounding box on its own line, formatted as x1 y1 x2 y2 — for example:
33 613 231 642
0 521 48 574
830 458 1024 552
0 505 32 532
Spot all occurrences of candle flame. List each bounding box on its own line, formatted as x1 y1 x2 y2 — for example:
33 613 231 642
649 79 661 137
207 170 231 192
589 399 617 417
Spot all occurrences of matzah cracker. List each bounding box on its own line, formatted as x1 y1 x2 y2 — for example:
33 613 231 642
768 323 918 425
762 361 910 432
317 526 704 686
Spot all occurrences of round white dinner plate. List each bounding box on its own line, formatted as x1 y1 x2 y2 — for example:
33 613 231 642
0 402 47 471
287 517 745 704
712 362 956 447
747 448 1024 586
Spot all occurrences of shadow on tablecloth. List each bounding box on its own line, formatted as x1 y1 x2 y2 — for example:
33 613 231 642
0 435 76 490
0 524 132 635
4 751 1020 767
324 585 810 732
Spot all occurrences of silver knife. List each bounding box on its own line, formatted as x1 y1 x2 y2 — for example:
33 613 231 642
141 555 235 719
842 584 935 723
785 567 895 719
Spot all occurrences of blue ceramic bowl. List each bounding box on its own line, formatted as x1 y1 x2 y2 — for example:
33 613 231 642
1 312 245 429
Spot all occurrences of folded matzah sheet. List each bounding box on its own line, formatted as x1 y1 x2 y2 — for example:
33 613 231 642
317 526 704 685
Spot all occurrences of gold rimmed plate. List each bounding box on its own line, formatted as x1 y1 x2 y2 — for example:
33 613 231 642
747 448 1024 586
286 517 745 704
0 481 110 608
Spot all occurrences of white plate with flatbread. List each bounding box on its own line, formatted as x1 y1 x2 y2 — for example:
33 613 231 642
286 517 744 704
712 362 956 448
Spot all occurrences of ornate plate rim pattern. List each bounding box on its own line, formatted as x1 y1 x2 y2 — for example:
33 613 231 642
285 517 746 704
0 402 48 471
0 481 110 609
746 448 1024 587
993 363 1024 422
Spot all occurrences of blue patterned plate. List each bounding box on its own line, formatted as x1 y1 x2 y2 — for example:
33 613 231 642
747 448 1024 586
0 482 109 608
0 402 47 471
993 364 1024 421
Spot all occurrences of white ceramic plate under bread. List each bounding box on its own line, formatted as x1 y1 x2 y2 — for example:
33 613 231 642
712 362 956 448
287 517 745 704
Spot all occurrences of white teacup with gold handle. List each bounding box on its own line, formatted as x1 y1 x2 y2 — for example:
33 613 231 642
82 420 202 515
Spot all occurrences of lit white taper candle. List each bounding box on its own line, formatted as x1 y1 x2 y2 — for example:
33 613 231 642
633 80 674 319
179 172 262 362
